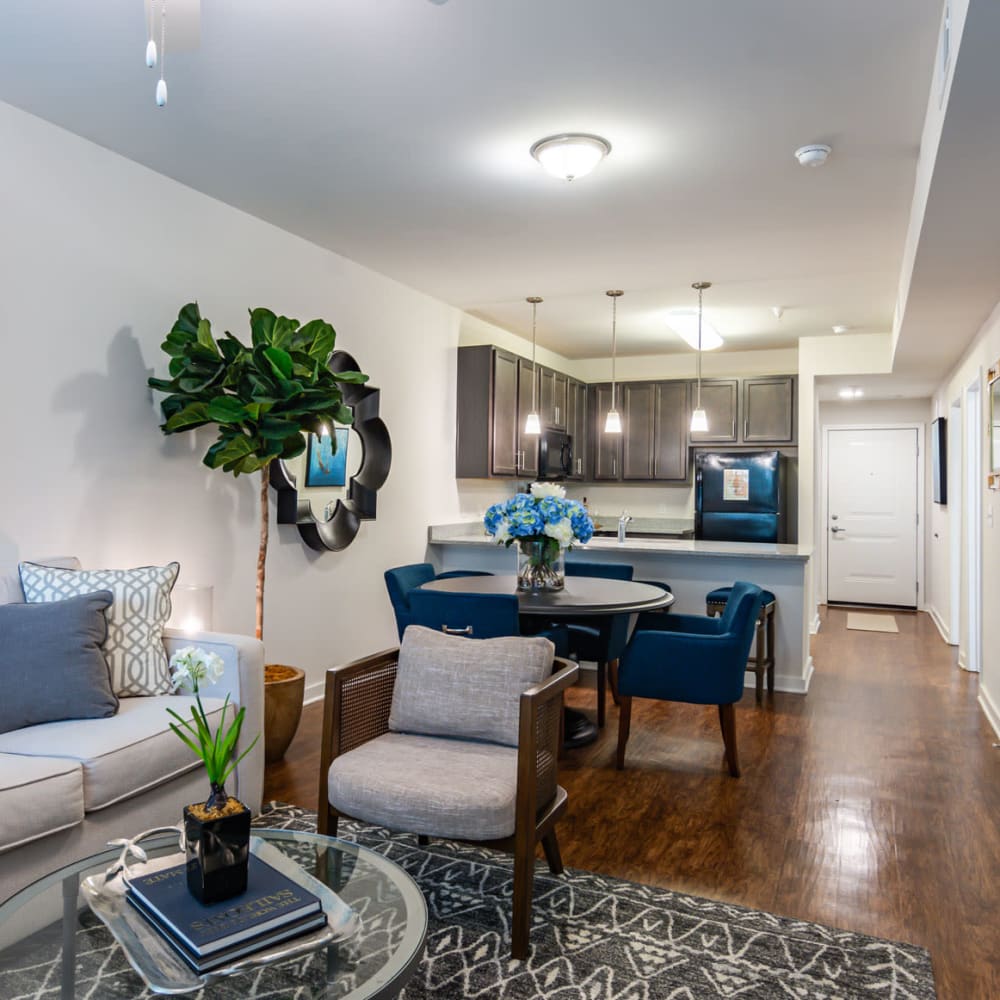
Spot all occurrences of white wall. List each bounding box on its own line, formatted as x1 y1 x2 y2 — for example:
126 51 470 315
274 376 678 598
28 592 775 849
929 296 1000 738
0 101 470 700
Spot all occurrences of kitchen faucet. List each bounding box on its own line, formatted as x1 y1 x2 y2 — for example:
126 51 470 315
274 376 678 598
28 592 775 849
617 510 633 544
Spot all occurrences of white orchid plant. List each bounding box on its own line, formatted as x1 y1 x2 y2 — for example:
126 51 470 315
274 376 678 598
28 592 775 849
167 647 259 813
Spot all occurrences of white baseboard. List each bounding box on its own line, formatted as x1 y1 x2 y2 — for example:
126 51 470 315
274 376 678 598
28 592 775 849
926 605 954 645
304 681 325 706
810 613 821 635
978 683 1000 741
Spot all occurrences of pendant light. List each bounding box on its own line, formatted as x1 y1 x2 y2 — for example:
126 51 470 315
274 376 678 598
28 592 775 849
523 296 542 435
689 281 711 433
605 290 624 433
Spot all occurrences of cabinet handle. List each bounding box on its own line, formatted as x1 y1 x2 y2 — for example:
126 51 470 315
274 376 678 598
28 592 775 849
613 457 617 477
554 406 561 424
744 417 748 440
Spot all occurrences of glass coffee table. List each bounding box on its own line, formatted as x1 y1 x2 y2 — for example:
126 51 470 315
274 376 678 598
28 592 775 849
0 829 427 999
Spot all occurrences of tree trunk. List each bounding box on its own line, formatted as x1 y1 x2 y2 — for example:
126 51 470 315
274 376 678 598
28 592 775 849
256 468 268 641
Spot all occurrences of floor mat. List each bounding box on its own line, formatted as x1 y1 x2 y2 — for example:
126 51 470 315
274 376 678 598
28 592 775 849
847 612 900 633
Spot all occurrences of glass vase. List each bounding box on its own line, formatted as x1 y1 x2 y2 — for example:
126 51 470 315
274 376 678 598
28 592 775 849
517 538 565 592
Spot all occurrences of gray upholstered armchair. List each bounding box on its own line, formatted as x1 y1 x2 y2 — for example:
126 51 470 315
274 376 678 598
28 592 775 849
317 626 578 959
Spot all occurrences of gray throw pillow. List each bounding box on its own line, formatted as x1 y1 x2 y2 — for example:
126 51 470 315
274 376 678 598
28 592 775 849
19 561 179 697
0 591 119 734
389 625 554 747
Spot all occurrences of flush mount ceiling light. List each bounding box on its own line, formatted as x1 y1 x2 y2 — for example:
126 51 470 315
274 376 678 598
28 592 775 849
689 282 713 433
832 324 848 334
794 143 832 167
838 386 864 399
524 296 543 435
667 310 724 351
604 290 624 433
530 133 612 181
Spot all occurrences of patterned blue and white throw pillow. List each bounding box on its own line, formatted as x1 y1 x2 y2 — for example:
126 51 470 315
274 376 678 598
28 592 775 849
18 561 180 697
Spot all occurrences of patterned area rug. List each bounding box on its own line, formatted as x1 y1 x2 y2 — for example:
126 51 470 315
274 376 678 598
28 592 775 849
0 802 936 999
260 803 935 1000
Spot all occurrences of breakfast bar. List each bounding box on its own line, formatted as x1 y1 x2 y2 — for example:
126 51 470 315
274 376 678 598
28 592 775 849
427 523 814 695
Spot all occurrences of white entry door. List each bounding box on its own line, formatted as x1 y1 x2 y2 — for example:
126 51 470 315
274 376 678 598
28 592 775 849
826 427 919 607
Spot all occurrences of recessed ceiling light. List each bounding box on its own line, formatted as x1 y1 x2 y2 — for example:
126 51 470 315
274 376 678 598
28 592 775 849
667 310 724 351
794 143 832 167
838 387 864 399
530 133 611 181
771 306 784 320
832 324 848 334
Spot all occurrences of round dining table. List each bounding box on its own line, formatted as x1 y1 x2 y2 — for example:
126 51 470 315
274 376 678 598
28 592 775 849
420 574 675 616
420 575 674 748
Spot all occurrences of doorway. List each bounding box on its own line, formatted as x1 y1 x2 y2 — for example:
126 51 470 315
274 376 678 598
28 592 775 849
825 426 921 607
963 379 982 672
948 398 962 644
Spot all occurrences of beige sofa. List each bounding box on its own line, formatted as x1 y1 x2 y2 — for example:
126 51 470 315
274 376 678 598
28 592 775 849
0 561 265 903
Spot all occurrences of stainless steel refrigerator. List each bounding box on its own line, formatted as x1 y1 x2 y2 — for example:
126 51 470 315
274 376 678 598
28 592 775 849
695 451 787 543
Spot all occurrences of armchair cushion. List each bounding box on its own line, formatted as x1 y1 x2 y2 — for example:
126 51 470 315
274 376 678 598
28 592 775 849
389 625 553 747
328 732 519 840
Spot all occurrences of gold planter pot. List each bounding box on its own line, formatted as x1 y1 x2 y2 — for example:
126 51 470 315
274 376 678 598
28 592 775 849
264 664 305 764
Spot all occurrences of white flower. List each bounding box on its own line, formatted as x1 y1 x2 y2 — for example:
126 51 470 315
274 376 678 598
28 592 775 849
170 646 225 693
530 482 566 499
544 518 575 550
493 520 512 545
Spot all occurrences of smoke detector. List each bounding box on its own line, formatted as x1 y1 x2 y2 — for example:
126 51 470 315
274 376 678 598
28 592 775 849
771 306 784 320
794 144 831 167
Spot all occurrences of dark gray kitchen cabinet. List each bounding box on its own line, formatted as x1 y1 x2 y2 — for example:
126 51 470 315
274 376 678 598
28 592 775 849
490 350 519 476
688 379 739 444
566 379 588 479
517 358 539 476
539 368 569 430
742 375 796 444
622 383 655 480
653 380 690 481
591 384 622 480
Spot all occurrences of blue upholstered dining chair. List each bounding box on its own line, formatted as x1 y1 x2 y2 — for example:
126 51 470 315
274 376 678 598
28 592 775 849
407 590 569 657
561 561 633 728
383 563 492 640
615 581 764 777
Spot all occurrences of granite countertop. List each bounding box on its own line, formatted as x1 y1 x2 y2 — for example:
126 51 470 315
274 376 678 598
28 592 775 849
428 523 812 561
588 514 694 538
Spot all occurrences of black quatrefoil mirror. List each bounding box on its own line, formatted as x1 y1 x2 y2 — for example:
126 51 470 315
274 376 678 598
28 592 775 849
269 350 391 551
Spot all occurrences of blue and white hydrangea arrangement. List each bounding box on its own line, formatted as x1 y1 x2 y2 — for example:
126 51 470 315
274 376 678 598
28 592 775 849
484 482 594 550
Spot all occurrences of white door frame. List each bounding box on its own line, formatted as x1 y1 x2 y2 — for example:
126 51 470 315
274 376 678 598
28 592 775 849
948 397 962 644
821 423 925 608
963 378 982 672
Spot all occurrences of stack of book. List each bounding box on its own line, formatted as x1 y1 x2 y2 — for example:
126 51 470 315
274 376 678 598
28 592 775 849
126 857 326 974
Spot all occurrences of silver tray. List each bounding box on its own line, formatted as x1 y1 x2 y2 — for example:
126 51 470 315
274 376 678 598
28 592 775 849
81 830 361 995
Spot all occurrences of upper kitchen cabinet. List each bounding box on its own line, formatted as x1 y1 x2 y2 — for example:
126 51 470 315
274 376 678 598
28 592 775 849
653 380 691 481
742 375 796 444
456 345 538 478
622 383 655 480
565 379 588 480
539 367 569 430
688 379 739 445
590 384 623 480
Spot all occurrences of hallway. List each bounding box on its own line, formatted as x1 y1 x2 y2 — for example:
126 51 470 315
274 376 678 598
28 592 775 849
266 607 1000 999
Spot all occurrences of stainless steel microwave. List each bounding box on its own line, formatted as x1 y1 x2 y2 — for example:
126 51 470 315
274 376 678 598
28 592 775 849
538 430 573 480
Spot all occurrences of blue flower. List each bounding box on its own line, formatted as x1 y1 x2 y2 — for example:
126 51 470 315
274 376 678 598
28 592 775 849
537 496 565 524
484 502 507 535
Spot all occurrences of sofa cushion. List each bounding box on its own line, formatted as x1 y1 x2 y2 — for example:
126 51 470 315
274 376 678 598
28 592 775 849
0 695 228 812
0 556 81 606
328 732 519 840
0 753 84 853
19 561 180 697
389 625 553 747
0 591 118 734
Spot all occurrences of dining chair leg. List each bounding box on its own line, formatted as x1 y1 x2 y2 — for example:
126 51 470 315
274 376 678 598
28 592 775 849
541 831 564 874
766 606 776 694
596 660 607 727
609 659 620 706
616 695 632 770
718 703 741 777
754 617 765 704
418 835 430 846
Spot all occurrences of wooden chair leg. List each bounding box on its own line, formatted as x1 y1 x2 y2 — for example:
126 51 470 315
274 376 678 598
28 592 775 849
541 831 563 874
616 695 632 770
718 703 741 777
609 659 620 706
417 835 430 846
510 840 534 959
766 606 776 693
754 618 765 704
318 807 338 836
596 661 607 727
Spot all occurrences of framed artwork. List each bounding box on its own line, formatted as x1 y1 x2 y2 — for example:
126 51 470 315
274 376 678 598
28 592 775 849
305 428 349 488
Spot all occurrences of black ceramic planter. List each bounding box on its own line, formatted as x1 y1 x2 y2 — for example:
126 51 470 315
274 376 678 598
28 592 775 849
183 801 251 904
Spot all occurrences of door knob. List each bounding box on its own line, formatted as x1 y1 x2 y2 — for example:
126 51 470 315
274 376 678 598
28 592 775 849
830 526 845 533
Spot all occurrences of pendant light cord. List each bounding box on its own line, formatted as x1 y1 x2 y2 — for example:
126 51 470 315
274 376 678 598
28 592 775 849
696 283 703 410
527 296 542 413
159 0 167 82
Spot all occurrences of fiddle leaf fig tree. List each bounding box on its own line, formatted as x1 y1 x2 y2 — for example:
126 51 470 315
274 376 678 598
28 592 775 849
148 302 368 639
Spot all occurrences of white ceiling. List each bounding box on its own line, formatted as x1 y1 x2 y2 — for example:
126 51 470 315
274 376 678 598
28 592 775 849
0 1 943 360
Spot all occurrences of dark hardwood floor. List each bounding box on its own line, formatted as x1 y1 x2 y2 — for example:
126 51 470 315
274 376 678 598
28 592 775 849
264 606 1000 1000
